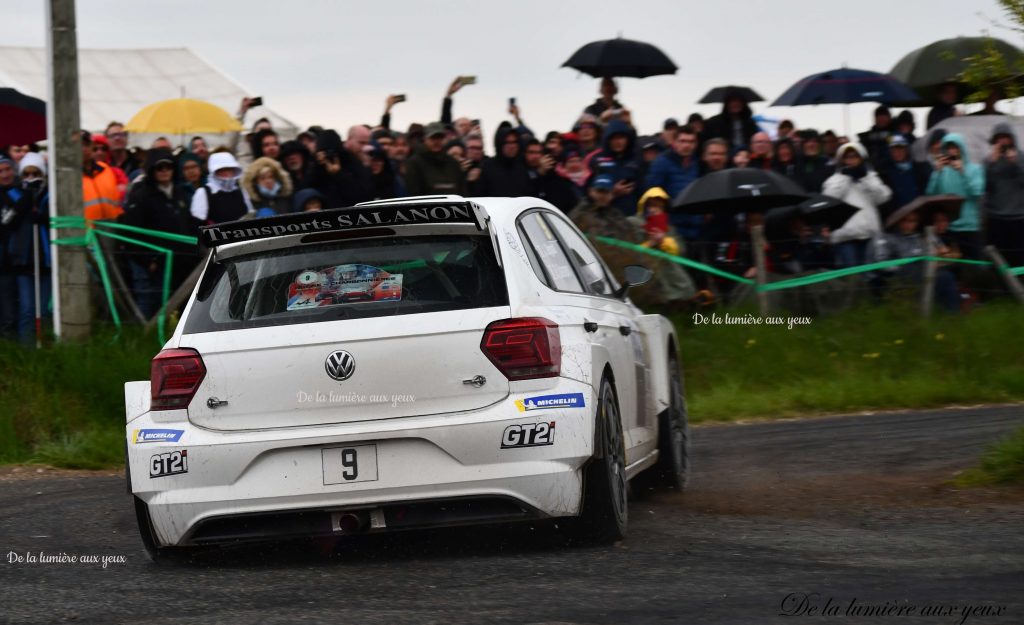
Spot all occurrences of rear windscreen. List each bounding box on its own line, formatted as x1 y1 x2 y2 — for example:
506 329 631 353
182 235 508 334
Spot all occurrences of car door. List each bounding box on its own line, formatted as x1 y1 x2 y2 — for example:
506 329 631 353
540 214 655 460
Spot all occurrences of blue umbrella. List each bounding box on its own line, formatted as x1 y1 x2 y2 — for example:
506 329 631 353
770 68 919 136
771 68 920 106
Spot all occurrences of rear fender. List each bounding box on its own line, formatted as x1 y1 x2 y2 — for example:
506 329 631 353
125 381 151 424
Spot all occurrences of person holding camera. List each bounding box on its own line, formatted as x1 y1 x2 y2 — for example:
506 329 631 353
925 133 985 259
984 123 1024 267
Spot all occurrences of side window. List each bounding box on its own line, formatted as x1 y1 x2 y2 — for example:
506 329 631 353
519 212 583 292
545 214 616 296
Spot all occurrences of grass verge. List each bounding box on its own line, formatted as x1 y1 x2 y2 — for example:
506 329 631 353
954 426 1024 486
673 301 1024 423
0 327 153 469
2 302 1023 469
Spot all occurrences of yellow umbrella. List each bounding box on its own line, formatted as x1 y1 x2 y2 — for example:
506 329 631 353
125 98 243 134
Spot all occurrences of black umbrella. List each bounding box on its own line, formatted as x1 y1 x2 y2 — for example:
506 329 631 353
888 36 1024 105
764 195 858 240
798 194 859 230
562 38 677 78
698 85 763 104
771 68 920 107
671 168 809 214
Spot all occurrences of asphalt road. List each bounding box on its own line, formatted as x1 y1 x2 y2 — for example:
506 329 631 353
1 406 1022 625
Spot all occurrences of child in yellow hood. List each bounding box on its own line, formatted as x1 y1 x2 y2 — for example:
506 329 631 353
637 187 681 256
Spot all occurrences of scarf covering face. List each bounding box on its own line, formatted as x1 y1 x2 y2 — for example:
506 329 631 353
209 169 241 193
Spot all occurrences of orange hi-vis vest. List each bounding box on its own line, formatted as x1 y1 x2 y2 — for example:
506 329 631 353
82 161 123 221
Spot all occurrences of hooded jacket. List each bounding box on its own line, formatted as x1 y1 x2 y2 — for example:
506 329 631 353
590 119 641 213
176 151 206 200
122 148 193 265
189 152 254 225
822 142 892 244
2 153 49 270
984 122 1024 221
292 188 326 212
476 127 532 197
701 98 760 149
306 130 372 207
243 157 294 216
279 140 313 191
925 133 985 231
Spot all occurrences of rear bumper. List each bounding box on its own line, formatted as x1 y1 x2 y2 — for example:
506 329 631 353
127 380 596 547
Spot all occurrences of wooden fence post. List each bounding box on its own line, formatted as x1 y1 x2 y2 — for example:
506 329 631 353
920 225 937 317
985 245 1024 304
751 224 769 315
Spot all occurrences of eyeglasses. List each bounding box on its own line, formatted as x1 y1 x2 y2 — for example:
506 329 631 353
154 164 174 171
107 132 127 139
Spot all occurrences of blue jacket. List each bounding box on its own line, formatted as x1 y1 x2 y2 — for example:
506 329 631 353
2 185 50 269
588 119 641 213
925 133 985 232
645 150 701 239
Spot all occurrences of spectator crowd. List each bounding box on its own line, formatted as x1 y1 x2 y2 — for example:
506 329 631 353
1 76 1023 343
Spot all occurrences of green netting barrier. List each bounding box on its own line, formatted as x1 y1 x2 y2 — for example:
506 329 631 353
45 219 1024 344
592 235 1024 293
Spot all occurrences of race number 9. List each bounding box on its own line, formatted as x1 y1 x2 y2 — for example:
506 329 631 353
341 448 358 480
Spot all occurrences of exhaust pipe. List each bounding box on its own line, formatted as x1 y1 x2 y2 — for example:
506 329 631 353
331 511 367 533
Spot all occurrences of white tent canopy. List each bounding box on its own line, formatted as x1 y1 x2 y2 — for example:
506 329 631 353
0 46 298 148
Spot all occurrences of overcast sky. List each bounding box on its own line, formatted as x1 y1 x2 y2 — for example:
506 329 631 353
2 0 1016 144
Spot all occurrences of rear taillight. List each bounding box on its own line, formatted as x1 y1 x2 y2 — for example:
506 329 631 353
481 317 560 381
151 348 207 411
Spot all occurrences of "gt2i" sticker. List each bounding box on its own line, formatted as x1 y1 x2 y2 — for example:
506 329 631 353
150 450 188 478
501 422 555 449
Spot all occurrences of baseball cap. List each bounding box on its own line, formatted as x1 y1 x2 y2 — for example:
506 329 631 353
591 175 615 190
889 134 910 147
424 122 446 138
663 118 679 130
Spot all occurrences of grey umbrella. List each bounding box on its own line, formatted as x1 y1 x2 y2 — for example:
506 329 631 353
888 36 1024 106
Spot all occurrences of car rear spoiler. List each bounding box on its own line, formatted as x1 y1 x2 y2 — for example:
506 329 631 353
199 200 489 248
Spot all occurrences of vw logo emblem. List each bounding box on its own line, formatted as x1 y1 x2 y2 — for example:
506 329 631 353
325 350 356 381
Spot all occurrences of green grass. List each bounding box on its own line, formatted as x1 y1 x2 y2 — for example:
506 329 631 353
2 302 1023 470
673 301 1024 423
0 327 154 468
955 426 1024 486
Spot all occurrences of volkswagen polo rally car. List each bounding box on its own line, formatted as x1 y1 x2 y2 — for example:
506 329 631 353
124 195 689 560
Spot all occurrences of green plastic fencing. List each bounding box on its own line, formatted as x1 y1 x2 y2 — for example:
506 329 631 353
51 216 198 345
46 217 1024 345
593 235 1024 292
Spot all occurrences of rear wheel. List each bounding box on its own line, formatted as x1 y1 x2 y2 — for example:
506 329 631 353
572 374 628 543
653 351 690 489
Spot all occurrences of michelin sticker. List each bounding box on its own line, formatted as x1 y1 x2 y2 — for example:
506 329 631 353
515 392 586 412
501 422 555 449
132 429 184 444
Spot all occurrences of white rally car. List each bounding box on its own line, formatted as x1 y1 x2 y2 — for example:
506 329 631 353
124 195 689 560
